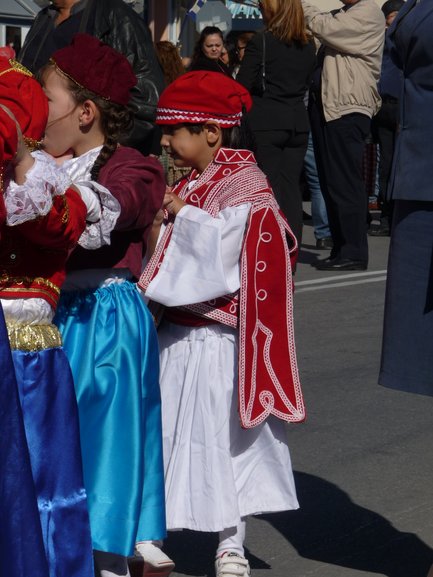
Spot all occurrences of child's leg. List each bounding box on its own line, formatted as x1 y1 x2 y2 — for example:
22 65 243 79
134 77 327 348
93 551 130 577
217 520 246 558
215 522 250 577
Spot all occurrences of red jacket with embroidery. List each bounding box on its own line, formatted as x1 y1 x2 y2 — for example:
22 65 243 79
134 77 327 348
139 147 305 428
0 189 87 309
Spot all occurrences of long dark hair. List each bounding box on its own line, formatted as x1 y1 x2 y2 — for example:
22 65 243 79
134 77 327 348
191 26 224 66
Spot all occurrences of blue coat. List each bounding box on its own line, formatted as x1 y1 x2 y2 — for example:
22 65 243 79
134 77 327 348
388 0 433 201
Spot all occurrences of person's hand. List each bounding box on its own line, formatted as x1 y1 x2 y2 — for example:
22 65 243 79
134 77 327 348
153 208 165 227
163 190 186 216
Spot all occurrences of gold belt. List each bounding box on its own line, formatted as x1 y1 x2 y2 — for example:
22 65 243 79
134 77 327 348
6 322 63 352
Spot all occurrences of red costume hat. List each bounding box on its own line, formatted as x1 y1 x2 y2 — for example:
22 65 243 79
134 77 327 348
0 106 18 164
51 34 137 106
0 57 48 149
156 71 253 128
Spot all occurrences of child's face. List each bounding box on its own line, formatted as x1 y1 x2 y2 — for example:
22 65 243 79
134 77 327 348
42 67 80 157
161 124 215 173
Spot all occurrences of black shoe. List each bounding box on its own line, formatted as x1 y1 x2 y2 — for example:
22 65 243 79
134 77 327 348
315 256 367 271
316 237 333 250
368 224 390 237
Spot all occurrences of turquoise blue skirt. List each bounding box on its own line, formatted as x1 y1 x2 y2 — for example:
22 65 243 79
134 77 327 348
55 281 166 556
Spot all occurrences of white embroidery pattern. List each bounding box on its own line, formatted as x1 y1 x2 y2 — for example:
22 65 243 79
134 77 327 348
156 108 242 127
139 147 304 427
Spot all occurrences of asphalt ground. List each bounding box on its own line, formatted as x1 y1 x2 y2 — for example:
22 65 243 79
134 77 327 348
136 206 433 577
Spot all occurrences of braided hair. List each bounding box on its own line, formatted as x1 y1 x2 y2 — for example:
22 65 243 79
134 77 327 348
67 83 133 181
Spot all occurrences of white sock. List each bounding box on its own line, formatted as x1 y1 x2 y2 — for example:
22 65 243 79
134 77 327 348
136 540 163 548
93 550 131 577
217 520 246 558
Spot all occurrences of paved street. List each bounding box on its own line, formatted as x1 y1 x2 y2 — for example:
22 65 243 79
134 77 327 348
153 206 433 577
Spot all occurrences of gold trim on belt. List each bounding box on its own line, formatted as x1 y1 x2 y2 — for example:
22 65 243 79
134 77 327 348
6 322 62 352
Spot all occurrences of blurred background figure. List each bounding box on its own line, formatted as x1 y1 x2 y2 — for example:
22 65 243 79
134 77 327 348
154 40 190 186
18 0 164 154
237 0 316 248
155 40 185 86
369 0 405 237
379 0 433 401
231 31 255 78
303 0 385 271
303 132 332 250
189 25 232 76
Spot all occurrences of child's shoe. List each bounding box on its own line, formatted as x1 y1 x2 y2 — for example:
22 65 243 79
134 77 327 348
133 542 175 577
215 552 251 577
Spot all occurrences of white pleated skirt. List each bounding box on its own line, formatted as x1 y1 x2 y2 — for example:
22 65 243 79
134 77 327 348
158 321 299 533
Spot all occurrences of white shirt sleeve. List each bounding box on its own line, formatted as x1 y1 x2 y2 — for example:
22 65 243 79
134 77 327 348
74 181 120 249
4 152 71 225
145 203 251 307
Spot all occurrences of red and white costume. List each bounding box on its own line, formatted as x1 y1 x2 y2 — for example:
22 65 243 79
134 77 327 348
139 147 304 532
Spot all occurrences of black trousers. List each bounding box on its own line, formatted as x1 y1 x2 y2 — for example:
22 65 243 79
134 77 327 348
372 98 399 223
309 97 371 262
253 128 309 247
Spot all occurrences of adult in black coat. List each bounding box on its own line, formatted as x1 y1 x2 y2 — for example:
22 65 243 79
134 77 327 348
380 0 433 398
18 0 164 154
236 0 316 246
189 26 232 77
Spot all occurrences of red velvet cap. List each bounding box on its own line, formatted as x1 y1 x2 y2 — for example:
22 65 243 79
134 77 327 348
156 71 253 128
51 34 137 106
0 57 48 145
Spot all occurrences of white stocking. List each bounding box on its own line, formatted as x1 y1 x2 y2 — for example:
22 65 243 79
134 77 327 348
216 520 246 558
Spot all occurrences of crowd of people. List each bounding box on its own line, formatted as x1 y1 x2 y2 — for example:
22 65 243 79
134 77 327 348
1 0 432 576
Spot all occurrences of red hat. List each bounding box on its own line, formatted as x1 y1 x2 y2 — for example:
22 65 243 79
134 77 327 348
0 46 15 60
0 105 18 164
51 34 137 106
0 57 48 147
156 71 253 128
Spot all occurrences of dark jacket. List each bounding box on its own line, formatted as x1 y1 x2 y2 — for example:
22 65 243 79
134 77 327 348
190 54 232 76
236 31 316 132
387 0 433 201
19 0 164 153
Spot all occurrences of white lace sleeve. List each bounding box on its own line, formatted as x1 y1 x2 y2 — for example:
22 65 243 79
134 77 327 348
4 151 72 226
75 181 121 250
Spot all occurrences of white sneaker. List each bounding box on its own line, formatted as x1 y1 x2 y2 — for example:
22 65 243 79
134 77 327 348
215 552 251 577
133 542 175 577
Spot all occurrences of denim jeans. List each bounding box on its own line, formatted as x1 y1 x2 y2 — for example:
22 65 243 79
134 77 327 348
304 132 330 240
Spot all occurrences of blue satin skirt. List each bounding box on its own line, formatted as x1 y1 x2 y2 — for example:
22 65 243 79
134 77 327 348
0 306 49 577
55 281 166 556
12 345 94 577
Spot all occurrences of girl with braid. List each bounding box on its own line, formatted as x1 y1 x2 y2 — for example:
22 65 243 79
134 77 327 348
39 35 170 577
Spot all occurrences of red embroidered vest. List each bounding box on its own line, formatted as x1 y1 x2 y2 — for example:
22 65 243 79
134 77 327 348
139 148 305 428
